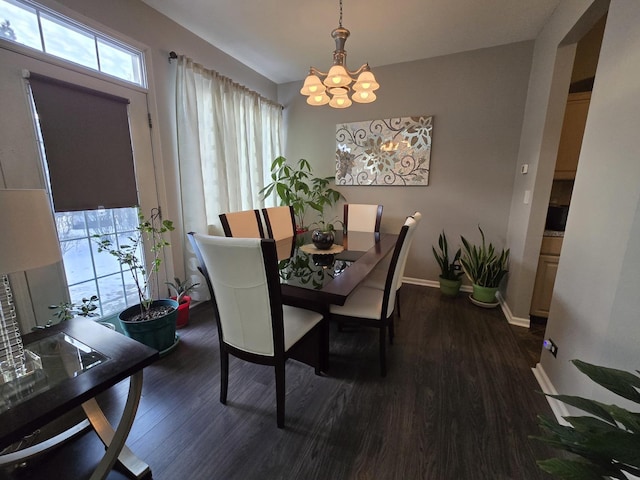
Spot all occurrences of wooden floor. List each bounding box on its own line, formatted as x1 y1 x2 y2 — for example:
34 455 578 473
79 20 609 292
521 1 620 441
3 285 558 480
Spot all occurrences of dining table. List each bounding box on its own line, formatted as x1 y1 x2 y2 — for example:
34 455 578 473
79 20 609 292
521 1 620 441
275 230 398 307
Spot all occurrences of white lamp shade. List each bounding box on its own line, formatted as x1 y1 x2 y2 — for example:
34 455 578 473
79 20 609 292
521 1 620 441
300 74 326 96
323 65 352 88
307 92 330 106
0 189 62 274
352 90 377 104
329 92 352 109
352 71 380 92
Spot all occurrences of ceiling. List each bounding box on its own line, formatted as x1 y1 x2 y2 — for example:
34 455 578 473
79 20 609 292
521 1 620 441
141 0 560 85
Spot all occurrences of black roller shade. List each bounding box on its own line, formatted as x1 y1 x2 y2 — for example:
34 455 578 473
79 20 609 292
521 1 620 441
28 72 138 212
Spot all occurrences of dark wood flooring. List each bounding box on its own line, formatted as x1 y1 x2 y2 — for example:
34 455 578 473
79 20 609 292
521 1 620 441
2 285 558 480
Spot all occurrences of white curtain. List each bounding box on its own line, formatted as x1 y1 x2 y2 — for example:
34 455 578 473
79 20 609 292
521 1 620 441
175 55 282 299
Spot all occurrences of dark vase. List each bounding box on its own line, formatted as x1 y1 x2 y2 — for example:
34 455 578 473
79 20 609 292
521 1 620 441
312 229 334 250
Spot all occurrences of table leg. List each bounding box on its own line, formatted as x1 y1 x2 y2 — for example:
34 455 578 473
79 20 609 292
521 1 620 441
84 371 150 480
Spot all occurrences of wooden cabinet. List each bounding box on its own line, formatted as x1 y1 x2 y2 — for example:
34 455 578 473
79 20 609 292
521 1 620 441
554 92 591 180
530 237 563 317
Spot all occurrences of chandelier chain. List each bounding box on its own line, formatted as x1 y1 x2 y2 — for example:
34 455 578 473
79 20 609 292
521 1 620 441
339 0 343 27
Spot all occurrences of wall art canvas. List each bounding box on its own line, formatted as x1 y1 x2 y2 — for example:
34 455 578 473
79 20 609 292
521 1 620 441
335 116 432 186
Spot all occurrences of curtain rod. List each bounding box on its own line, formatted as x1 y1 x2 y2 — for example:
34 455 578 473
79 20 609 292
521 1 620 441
167 51 284 110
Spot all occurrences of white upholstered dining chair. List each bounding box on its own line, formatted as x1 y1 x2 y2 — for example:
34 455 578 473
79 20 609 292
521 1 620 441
187 233 325 428
362 212 422 319
330 212 421 376
343 203 383 233
219 209 264 238
262 205 296 240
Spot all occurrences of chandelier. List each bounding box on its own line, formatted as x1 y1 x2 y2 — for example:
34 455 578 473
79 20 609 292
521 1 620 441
300 0 379 109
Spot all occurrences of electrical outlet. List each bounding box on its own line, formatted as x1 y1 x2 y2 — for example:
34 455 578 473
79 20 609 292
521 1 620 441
543 338 558 357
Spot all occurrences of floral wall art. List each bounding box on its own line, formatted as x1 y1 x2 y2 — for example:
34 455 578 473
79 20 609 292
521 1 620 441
335 116 432 186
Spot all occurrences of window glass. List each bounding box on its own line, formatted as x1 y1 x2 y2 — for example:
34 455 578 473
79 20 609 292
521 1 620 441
55 207 141 318
97 39 142 85
0 0 145 87
0 0 41 50
40 12 98 70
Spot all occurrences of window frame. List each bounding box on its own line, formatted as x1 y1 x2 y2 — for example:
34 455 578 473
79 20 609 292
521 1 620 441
0 0 147 88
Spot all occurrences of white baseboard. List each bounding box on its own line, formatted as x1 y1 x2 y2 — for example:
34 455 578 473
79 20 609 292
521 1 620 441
496 292 530 328
532 363 570 426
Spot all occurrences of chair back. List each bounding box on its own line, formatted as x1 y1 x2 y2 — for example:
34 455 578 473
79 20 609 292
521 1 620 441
189 234 283 357
394 212 422 292
382 212 421 317
344 204 383 233
262 206 296 240
219 210 265 238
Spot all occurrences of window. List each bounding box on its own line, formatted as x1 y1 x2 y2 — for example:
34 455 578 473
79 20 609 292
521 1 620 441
55 208 142 318
0 0 145 87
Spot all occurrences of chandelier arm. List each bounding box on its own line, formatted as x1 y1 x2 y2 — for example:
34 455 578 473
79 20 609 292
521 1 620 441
308 67 329 78
346 64 371 77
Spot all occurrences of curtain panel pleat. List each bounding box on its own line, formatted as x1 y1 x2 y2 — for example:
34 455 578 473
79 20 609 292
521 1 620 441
28 73 138 212
175 55 283 301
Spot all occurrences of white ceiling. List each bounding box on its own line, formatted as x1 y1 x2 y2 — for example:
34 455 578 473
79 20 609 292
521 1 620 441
141 0 560 85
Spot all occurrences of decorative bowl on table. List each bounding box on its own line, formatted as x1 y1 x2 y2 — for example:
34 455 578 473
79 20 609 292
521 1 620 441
311 229 334 250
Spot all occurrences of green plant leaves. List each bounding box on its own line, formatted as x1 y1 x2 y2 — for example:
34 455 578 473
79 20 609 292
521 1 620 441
533 360 640 479
459 225 509 287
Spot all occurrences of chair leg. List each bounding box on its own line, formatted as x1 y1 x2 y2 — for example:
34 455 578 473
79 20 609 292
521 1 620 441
220 348 229 404
379 327 387 377
275 362 286 428
396 290 401 319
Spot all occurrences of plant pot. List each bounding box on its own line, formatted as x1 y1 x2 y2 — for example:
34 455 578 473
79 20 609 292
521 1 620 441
119 299 179 354
438 277 462 297
311 229 334 250
471 284 499 304
173 295 191 329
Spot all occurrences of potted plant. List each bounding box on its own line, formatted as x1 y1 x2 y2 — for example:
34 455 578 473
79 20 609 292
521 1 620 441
94 208 179 354
259 156 345 233
432 231 464 296
460 225 509 305
310 217 344 250
165 277 200 328
532 359 640 479
33 295 100 330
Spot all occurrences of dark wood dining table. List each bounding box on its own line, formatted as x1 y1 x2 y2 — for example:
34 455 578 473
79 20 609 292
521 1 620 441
276 230 398 307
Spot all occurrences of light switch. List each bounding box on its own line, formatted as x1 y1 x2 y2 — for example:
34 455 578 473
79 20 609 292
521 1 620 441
521 164 529 174
524 190 531 204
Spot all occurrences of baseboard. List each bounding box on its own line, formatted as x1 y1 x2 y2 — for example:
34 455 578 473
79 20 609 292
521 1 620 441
496 292 530 328
531 363 570 426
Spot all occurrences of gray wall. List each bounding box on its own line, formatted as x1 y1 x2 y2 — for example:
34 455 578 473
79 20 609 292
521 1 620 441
279 42 534 285
539 0 640 404
505 0 639 407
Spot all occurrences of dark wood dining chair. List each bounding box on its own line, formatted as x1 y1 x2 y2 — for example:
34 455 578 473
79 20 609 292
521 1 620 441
219 209 264 238
262 205 296 240
187 232 325 428
343 203 383 233
362 211 422 320
330 212 421 376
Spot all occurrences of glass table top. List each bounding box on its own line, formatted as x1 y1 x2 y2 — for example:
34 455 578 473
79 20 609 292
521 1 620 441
277 231 377 291
0 332 109 414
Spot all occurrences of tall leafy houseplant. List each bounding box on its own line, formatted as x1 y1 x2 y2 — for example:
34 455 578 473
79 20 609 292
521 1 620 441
432 230 463 296
94 209 179 352
532 359 640 480
260 156 345 232
460 225 509 304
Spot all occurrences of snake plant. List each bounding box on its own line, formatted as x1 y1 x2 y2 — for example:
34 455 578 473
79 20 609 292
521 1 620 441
460 225 509 288
432 230 463 280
